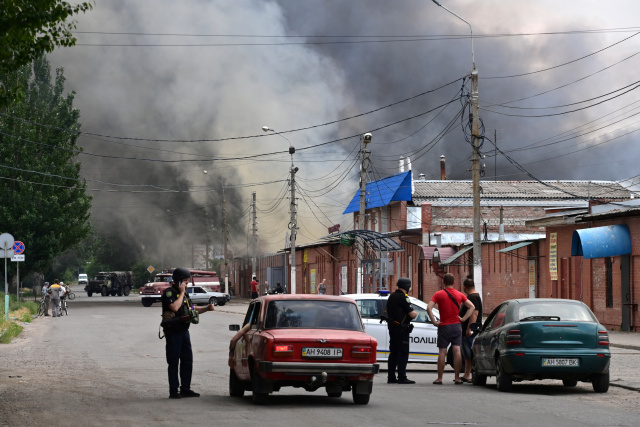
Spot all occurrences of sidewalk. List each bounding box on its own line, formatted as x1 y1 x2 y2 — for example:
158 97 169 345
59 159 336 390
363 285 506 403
608 331 640 392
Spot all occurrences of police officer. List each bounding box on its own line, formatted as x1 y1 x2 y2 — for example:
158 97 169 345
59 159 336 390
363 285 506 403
385 277 417 384
162 267 215 399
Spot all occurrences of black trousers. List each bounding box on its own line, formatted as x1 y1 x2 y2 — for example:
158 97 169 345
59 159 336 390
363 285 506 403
165 329 193 393
388 326 410 380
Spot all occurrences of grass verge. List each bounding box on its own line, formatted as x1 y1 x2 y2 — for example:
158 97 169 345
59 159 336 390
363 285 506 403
0 292 38 344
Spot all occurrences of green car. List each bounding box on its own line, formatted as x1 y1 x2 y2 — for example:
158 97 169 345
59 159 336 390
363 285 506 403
471 298 610 393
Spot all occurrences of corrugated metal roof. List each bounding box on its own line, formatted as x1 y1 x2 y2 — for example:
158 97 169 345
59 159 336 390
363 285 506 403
421 246 456 261
497 241 534 253
413 180 630 202
343 171 412 214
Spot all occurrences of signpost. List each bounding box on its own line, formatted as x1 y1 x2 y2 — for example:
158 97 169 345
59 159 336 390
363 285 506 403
12 242 25 303
1 233 15 319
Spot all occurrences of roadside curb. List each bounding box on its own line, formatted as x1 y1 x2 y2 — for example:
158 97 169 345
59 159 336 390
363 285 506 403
610 343 640 352
610 382 640 392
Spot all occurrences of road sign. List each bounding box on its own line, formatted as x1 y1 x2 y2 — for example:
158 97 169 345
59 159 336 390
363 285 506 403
147 265 155 274
0 233 14 258
13 241 24 255
11 254 24 262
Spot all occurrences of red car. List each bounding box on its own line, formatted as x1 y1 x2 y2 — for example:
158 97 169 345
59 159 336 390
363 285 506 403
228 294 379 405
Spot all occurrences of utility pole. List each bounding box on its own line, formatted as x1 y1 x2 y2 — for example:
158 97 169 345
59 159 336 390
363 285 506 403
222 183 229 295
432 0 482 299
471 67 483 298
290 164 298 294
357 133 372 294
251 191 257 267
204 209 210 270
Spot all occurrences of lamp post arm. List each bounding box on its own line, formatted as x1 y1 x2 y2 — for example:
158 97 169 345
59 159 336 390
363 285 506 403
431 0 474 68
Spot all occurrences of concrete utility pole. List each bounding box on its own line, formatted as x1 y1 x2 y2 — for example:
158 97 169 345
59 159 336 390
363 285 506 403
471 68 483 298
357 133 372 294
222 183 229 295
290 164 298 294
432 0 482 298
251 191 257 270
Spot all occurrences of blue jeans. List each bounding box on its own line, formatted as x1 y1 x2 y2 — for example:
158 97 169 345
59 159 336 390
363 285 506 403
165 329 193 393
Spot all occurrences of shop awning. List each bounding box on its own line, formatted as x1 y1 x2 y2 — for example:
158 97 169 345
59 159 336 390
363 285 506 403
421 246 456 261
441 245 473 265
496 241 534 253
571 224 632 259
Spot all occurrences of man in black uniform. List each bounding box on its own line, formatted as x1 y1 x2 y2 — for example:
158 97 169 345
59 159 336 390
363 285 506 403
385 277 417 384
162 267 216 399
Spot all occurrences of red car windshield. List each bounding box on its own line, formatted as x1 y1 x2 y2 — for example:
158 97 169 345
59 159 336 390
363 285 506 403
264 300 363 331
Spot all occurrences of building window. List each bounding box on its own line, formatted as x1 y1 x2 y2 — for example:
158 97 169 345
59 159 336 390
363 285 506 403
605 257 613 308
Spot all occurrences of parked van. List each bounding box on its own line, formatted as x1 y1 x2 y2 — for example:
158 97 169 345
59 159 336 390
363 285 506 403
78 273 88 285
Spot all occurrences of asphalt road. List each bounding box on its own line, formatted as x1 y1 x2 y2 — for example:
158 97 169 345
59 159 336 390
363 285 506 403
1 288 639 427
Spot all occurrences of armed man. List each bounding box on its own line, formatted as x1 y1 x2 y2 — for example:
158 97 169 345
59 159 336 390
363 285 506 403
161 268 215 399
385 277 417 384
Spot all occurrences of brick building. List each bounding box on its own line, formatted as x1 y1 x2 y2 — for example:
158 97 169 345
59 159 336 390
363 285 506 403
234 166 633 330
527 201 640 331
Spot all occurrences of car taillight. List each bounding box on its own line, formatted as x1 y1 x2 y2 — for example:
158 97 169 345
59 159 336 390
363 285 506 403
273 344 293 356
506 329 521 346
351 346 373 358
598 330 609 346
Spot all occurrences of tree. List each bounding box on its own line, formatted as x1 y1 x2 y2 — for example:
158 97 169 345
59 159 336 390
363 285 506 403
0 55 92 280
0 0 92 108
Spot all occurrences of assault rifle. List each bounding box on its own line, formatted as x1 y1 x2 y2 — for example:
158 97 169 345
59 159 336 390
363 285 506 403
379 315 414 332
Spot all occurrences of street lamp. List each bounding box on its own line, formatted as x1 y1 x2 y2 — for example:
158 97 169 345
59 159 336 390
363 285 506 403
203 170 229 295
262 126 298 294
432 0 482 298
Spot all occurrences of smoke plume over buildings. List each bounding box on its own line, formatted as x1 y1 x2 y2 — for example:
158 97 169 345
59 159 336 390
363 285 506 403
48 0 640 261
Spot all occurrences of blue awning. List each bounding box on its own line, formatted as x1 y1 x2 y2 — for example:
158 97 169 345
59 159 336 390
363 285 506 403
343 171 412 214
571 224 632 259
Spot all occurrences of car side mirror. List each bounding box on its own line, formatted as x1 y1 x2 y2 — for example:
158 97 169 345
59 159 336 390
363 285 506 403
229 324 240 331
469 323 482 333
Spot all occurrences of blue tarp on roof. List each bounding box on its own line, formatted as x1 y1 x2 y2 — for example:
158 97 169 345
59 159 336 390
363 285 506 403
343 171 412 214
571 224 632 259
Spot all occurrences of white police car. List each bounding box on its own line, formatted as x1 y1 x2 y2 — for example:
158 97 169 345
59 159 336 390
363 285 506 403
345 290 439 364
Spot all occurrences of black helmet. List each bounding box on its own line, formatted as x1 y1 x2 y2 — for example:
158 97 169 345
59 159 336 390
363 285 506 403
397 277 411 292
172 268 191 285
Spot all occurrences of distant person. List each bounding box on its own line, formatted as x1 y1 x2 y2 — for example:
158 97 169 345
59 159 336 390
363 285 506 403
58 282 67 314
460 277 482 383
250 276 259 299
274 282 284 294
41 282 51 316
316 279 327 295
427 273 475 385
161 267 216 399
49 280 62 318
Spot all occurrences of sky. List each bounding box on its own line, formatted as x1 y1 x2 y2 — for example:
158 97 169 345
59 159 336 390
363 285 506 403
46 0 640 261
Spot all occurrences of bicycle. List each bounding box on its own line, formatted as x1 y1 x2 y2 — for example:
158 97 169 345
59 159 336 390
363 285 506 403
37 297 46 317
67 292 76 301
60 298 69 316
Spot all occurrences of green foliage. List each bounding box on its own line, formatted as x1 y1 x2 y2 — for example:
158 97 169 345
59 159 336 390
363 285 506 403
0 56 92 280
0 0 93 108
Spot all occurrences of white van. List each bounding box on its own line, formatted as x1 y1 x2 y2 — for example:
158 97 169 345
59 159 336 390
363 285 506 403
78 273 88 285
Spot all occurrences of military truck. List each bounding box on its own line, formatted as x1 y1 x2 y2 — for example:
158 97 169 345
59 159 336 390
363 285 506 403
85 271 134 297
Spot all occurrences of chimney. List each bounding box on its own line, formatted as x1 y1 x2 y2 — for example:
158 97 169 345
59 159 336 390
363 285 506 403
406 157 414 195
399 156 405 173
440 155 446 180
418 173 426 180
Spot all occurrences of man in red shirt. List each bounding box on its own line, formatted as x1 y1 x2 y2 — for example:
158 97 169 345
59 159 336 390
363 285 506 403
427 273 475 385
250 276 259 299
